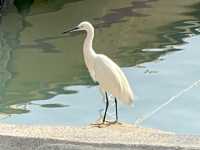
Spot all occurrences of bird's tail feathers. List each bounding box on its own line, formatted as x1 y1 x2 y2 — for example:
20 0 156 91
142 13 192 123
121 87 134 105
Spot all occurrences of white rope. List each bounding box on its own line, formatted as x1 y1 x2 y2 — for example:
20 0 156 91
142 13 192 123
135 79 200 125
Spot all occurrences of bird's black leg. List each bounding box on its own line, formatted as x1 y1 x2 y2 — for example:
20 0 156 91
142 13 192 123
114 98 118 122
102 92 109 123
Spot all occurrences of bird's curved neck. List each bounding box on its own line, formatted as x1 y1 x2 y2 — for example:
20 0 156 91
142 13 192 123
83 28 96 57
84 29 94 51
82 27 96 81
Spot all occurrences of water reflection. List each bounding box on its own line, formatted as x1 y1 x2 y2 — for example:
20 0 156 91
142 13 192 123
14 0 34 14
95 0 156 28
0 0 199 131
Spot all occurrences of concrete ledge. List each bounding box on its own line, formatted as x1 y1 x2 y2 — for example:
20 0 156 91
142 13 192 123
0 123 199 150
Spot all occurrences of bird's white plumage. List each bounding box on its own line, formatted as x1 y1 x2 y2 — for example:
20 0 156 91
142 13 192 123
94 54 133 104
77 21 134 105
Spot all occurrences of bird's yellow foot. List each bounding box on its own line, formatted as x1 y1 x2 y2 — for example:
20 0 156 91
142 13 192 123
90 120 121 128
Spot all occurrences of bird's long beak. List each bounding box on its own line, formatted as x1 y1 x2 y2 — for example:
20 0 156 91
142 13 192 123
62 26 79 34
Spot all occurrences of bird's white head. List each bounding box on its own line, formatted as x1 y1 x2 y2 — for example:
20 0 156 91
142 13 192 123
78 21 94 32
63 21 94 34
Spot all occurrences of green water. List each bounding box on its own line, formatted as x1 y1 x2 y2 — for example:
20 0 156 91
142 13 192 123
0 0 200 134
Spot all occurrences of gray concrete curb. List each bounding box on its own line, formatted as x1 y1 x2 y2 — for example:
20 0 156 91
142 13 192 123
0 123 199 150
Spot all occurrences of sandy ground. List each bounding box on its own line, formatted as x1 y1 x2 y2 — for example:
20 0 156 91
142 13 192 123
0 122 199 150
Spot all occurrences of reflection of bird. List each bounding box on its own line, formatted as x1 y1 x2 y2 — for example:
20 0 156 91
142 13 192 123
63 21 134 123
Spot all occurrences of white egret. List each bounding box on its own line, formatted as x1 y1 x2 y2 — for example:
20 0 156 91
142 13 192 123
63 21 134 123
